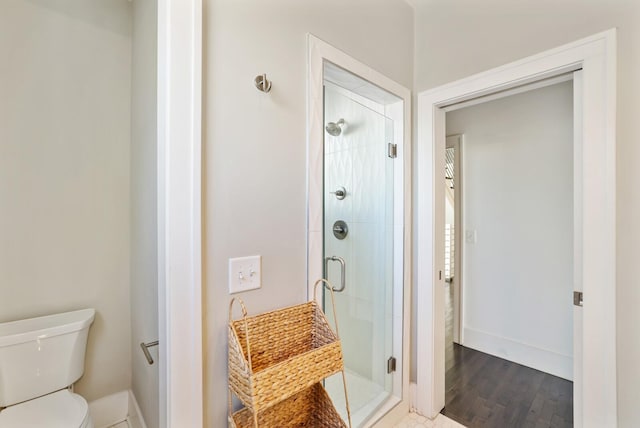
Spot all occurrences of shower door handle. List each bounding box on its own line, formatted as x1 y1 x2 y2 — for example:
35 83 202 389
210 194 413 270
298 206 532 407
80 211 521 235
324 256 346 292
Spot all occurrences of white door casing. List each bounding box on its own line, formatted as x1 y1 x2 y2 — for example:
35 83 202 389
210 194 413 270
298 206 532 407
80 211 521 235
445 135 462 345
157 0 203 427
415 29 616 427
573 69 584 428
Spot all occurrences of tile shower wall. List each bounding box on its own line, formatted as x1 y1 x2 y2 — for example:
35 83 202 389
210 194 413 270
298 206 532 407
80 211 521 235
324 86 394 390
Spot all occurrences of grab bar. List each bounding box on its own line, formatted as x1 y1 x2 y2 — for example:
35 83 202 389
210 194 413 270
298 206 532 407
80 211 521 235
140 340 159 365
324 256 346 292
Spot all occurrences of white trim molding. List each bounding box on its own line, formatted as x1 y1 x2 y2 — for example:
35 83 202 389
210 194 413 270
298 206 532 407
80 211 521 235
157 1 203 427
415 29 617 427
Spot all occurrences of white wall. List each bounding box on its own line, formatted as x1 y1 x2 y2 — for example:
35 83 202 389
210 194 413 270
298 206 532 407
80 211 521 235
0 0 132 401
204 0 413 425
413 1 640 424
447 82 574 379
130 0 158 426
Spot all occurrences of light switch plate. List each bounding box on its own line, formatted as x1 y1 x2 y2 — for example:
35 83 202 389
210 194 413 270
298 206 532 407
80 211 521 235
229 255 262 294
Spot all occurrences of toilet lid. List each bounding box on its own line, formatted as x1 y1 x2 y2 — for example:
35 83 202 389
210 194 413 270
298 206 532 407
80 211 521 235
0 390 89 428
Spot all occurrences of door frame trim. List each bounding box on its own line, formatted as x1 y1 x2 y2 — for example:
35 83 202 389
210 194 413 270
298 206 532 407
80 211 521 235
158 0 203 426
306 34 412 427
444 135 462 345
415 29 617 425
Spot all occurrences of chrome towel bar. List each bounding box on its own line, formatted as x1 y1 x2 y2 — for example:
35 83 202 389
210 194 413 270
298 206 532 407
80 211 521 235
140 340 159 365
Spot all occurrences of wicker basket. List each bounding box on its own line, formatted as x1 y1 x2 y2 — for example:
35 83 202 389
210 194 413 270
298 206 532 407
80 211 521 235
228 279 351 427
229 382 347 428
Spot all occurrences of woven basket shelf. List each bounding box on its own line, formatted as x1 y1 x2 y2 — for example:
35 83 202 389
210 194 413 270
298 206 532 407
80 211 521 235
228 279 351 428
229 382 347 428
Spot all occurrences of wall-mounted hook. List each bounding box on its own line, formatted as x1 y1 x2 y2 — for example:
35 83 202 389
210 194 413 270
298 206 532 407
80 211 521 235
254 74 272 93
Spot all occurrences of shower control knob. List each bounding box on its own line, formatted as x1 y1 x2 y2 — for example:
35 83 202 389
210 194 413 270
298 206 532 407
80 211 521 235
330 186 347 200
332 220 348 240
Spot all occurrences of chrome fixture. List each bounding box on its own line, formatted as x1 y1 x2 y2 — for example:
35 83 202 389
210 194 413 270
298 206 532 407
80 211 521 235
254 74 272 93
574 291 584 307
330 186 347 200
388 143 398 159
387 356 397 373
140 340 159 365
325 118 345 136
332 220 348 240
324 256 346 292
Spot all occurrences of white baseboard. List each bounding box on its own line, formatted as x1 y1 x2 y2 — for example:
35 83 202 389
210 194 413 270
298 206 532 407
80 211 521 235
127 389 148 428
409 382 418 413
463 327 573 380
88 390 148 428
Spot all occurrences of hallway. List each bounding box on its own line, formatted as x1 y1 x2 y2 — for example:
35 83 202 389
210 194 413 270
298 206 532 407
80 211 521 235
441 283 573 427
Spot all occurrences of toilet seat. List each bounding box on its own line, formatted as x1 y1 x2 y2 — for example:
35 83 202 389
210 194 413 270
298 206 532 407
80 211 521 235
0 389 92 428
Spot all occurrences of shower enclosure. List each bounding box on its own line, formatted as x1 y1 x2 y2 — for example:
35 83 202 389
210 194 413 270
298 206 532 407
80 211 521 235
320 63 404 426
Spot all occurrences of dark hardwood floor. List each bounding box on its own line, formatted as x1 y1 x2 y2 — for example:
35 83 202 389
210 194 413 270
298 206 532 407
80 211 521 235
441 282 573 428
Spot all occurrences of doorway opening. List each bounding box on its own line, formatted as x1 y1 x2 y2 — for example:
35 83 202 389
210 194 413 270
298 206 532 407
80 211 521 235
441 80 575 427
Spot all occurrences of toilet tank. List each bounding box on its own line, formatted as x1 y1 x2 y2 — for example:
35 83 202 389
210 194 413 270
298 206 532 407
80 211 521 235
0 309 95 407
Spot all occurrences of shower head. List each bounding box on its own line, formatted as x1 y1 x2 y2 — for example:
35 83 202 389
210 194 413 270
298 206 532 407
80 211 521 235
325 118 345 136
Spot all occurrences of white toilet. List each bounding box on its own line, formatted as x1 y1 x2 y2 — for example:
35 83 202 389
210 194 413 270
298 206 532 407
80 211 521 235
0 308 96 428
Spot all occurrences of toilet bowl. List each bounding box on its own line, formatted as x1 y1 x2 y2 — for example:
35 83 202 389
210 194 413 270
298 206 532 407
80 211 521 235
0 390 92 428
0 309 95 427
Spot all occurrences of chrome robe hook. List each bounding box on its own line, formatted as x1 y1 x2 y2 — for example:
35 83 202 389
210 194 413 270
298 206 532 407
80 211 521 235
254 74 272 93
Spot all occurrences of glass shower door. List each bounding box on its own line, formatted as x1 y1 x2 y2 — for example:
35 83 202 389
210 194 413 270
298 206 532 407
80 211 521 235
323 87 395 425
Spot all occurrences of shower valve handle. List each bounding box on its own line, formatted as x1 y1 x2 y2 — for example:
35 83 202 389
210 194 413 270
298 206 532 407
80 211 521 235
330 186 347 200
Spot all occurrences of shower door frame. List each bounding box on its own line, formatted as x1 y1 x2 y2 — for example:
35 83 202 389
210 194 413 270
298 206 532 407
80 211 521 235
306 34 412 427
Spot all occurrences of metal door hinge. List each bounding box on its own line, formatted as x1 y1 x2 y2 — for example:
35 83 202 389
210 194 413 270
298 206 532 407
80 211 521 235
387 356 397 373
388 143 397 159
573 291 583 307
